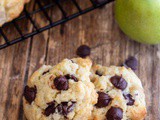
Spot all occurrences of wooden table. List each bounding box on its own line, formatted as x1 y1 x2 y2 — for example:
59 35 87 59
0 1 159 120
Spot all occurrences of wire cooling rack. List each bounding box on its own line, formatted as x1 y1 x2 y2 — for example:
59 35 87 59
0 0 114 50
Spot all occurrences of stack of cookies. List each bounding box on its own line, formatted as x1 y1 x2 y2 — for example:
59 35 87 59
23 58 147 120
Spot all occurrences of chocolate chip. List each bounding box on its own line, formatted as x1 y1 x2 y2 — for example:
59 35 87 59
95 92 112 108
67 102 76 113
71 60 75 63
76 45 91 58
123 56 138 71
47 101 56 106
95 70 103 76
110 76 127 91
57 102 76 117
54 76 69 90
24 85 37 104
123 94 135 106
57 103 64 115
44 102 56 116
106 107 123 120
42 70 49 75
65 74 78 82
54 75 78 90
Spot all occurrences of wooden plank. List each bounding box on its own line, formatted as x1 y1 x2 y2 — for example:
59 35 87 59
0 35 31 120
0 1 34 120
0 43 15 120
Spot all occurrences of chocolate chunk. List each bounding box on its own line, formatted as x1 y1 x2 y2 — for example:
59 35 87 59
95 70 103 76
44 102 56 116
123 94 135 106
24 85 37 104
65 74 78 82
95 92 112 108
56 104 64 115
42 70 49 75
123 56 138 71
54 76 69 90
110 76 127 91
76 45 91 58
57 102 76 117
67 102 76 113
70 60 75 63
54 75 78 90
47 100 56 106
106 107 123 120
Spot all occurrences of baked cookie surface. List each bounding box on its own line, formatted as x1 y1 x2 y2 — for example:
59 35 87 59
0 0 30 26
23 58 97 120
91 65 147 120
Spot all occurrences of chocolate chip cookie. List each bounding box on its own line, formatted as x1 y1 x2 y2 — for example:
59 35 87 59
91 65 147 120
0 0 30 26
23 58 97 120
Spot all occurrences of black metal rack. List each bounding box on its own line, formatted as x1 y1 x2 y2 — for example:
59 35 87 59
0 0 113 50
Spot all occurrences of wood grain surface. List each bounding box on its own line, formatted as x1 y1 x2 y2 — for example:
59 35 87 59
0 0 160 120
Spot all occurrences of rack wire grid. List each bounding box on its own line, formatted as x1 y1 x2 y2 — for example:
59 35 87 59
0 0 114 50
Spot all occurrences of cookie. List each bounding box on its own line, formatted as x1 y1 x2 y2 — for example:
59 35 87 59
23 58 98 120
91 65 147 120
0 0 30 26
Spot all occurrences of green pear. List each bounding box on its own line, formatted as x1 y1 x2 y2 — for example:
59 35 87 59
115 0 160 44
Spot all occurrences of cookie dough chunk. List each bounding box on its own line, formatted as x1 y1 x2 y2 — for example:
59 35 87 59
91 65 147 120
0 0 30 26
23 58 97 120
